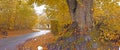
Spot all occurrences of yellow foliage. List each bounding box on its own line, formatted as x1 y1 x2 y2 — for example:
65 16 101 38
92 0 120 46
0 0 38 30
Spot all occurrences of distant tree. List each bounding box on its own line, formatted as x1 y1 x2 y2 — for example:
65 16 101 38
0 0 38 30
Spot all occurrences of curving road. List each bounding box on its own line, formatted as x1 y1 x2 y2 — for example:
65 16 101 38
0 30 50 50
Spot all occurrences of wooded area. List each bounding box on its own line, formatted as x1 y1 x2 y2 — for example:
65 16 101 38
0 0 120 50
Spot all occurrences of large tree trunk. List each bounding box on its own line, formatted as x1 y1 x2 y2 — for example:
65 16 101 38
47 0 94 50
67 0 93 34
66 0 94 50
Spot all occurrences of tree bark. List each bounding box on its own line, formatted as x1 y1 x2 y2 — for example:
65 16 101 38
67 0 93 34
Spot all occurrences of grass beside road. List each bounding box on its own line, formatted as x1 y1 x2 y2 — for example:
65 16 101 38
18 33 55 50
0 29 35 38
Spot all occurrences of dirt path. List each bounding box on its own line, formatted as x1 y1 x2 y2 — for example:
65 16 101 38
0 30 50 50
18 33 55 50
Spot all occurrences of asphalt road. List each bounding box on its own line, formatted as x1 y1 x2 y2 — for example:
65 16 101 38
0 30 50 50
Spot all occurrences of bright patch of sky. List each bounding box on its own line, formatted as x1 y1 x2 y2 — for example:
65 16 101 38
32 1 120 15
33 3 46 15
118 2 120 6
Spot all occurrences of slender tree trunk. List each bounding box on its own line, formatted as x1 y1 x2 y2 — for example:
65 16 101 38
67 0 93 34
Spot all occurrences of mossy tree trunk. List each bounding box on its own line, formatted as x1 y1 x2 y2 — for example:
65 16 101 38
66 0 93 34
51 20 58 35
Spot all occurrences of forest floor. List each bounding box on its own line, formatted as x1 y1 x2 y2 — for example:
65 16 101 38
18 33 55 50
0 29 37 38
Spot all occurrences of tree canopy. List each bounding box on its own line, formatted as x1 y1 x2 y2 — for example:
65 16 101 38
0 0 38 30
92 0 120 46
0 0 119 49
